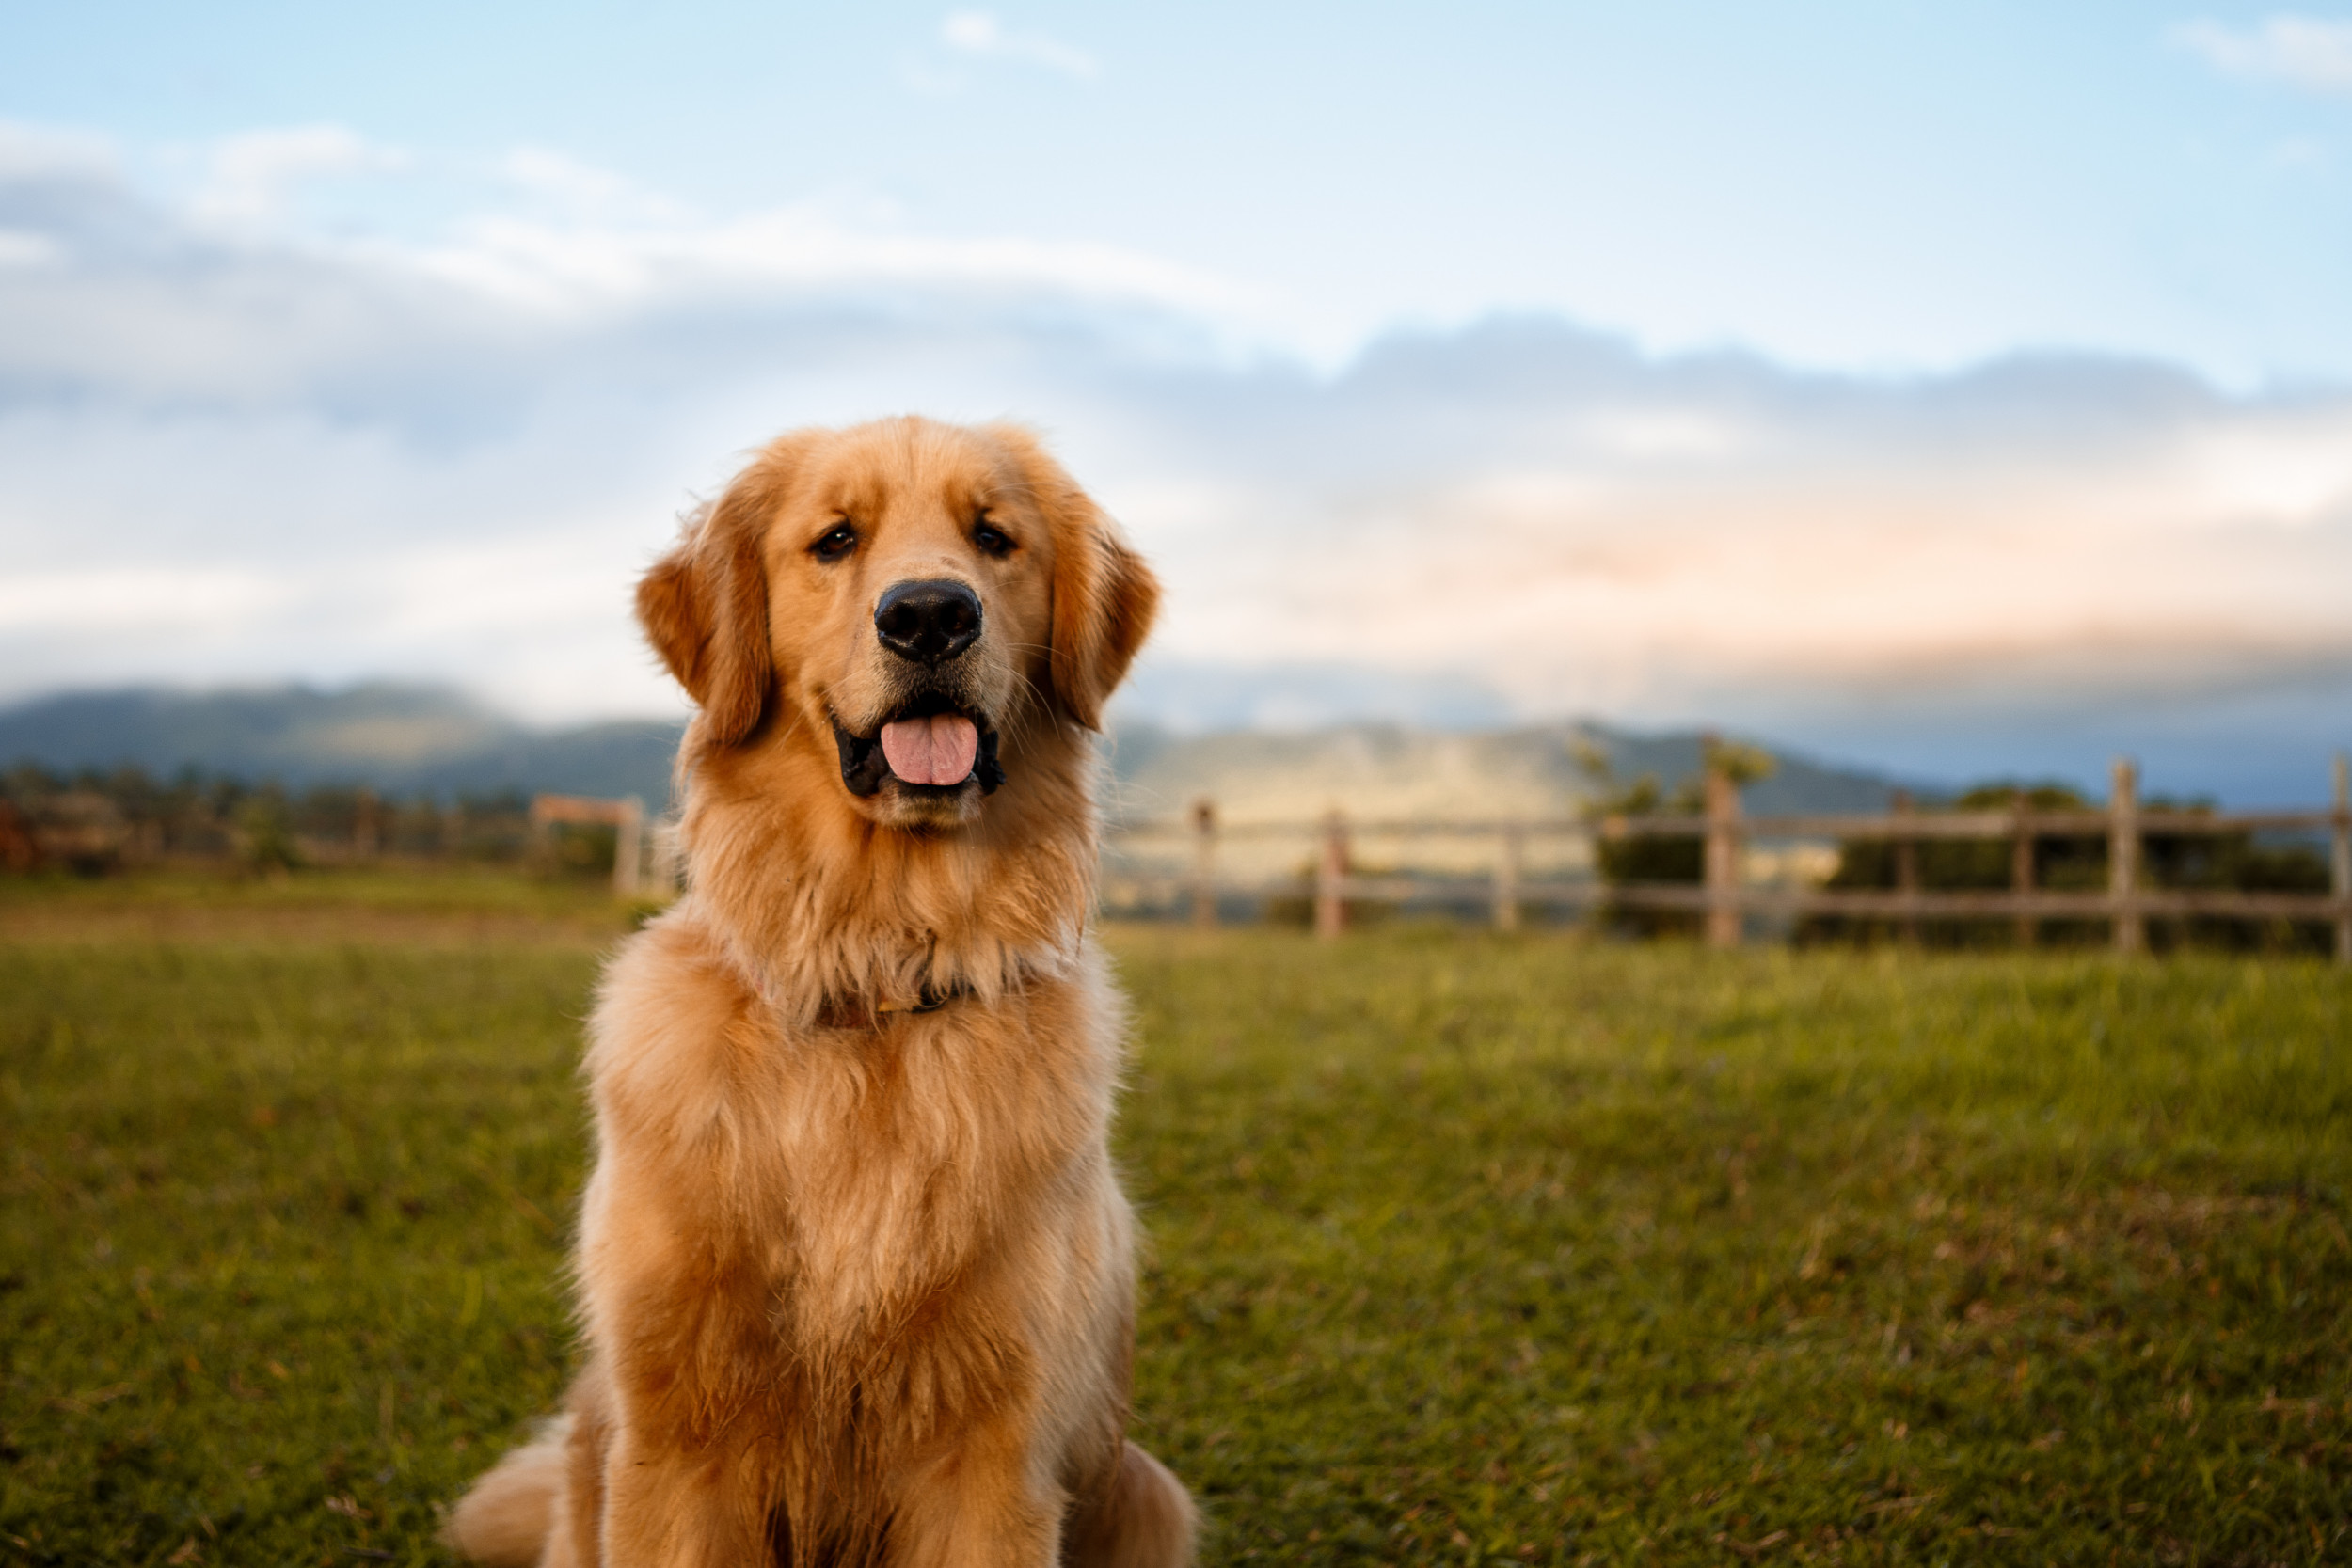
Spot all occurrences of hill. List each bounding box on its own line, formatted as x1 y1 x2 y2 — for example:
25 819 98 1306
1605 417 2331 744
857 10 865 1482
0 685 685 804
0 684 1906 820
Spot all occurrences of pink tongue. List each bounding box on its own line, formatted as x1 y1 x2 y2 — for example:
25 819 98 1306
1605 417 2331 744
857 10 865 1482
879 715 980 786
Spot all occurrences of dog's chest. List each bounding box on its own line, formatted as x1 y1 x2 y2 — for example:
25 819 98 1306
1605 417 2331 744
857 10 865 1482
748 1005 1104 1323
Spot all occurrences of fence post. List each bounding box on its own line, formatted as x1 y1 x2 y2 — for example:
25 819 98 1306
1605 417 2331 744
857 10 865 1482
1892 789 1920 947
1493 824 1523 932
1190 798 1218 930
2109 757 2142 956
649 815 683 898
1704 758 1741 950
2333 753 2350 967
527 797 553 872
2010 788 2034 950
613 797 644 898
1316 809 1349 941
354 788 380 862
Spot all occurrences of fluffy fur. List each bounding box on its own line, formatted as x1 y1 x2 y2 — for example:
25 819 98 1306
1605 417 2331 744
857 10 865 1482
448 417 1193 1567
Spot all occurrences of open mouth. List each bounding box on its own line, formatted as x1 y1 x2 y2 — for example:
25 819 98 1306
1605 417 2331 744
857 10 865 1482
833 693 1006 798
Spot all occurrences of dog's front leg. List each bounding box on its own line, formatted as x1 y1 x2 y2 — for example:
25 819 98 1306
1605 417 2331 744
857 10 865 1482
598 1426 770 1568
889 1413 1062 1568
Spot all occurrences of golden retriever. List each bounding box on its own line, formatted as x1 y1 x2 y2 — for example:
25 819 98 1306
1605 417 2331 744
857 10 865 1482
448 416 1195 1567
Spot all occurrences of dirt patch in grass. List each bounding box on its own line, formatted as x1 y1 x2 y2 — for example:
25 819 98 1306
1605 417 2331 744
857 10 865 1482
0 870 639 949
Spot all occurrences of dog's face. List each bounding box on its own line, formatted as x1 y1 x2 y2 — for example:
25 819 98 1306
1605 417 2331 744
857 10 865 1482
638 418 1158 831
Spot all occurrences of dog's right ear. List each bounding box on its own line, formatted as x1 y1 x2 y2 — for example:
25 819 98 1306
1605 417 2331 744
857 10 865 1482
636 451 787 746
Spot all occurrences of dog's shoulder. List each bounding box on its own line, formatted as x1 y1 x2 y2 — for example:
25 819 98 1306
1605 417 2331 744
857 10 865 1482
584 903 762 1146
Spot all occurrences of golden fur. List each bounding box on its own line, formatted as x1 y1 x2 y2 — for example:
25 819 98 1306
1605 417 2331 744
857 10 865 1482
448 417 1193 1567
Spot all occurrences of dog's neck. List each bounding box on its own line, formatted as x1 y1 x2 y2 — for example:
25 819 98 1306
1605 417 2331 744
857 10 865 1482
673 706 1102 1027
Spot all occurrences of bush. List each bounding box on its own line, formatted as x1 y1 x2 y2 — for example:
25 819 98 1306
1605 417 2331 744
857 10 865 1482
1577 736 1772 940
235 790 303 876
1798 782 2332 953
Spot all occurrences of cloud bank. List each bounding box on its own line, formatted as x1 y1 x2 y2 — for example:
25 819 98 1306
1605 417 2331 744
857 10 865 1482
2174 13 2352 95
3 118 2349 800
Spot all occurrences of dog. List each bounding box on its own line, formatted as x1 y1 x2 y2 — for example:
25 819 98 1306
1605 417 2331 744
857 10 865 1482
448 416 1195 1567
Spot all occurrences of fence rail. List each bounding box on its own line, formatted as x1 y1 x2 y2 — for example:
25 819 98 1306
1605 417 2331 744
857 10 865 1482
1107 753 2352 962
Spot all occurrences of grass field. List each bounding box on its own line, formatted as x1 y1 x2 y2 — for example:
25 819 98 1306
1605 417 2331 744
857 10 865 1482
2 876 2348 1565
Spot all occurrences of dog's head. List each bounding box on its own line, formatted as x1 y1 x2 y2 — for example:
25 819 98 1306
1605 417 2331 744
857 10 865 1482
637 417 1157 830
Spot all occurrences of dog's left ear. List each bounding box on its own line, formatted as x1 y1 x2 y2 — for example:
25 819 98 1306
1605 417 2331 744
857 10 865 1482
992 426 1161 732
636 447 792 746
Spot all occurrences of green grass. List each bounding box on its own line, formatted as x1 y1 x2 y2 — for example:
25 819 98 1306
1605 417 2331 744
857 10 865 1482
3 882 2348 1565
1119 932 2350 1564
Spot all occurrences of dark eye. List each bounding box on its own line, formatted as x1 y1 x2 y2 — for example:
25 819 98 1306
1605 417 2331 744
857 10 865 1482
812 522 857 562
973 517 1015 558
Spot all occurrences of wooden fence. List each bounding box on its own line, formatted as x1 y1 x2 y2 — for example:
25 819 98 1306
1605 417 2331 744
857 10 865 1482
529 794 691 899
1107 755 2352 963
528 794 646 897
4 783 689 895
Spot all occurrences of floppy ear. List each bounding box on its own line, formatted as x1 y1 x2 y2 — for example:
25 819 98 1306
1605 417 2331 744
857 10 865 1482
1053 525 1159 731
992 428 1159 732
635 451 787 746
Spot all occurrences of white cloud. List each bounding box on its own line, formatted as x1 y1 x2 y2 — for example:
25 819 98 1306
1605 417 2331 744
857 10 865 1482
940 11 1098 79
2172 14 2352 94
498 147 687 225
0 230 62 268
412 200 1271 324
0 119 117 182
0 127 1281 412
0 566 294 634
1574 406 1751 462
2 115 2350 793
191 123 411 225
2174 409 2352 523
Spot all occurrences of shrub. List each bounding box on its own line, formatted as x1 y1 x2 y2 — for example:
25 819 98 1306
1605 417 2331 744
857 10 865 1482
1798 782 2332 953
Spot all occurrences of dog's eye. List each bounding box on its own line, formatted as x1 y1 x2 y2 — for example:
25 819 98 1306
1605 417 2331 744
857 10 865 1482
973 520 1015 558
812 523 857 562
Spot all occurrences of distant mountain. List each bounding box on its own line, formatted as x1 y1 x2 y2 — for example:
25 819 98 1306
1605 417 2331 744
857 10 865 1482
1104 720 1899 827
0 684 1908 822
0 685 686 805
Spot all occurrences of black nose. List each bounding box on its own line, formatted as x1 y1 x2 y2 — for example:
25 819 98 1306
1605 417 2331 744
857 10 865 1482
874 578 983 665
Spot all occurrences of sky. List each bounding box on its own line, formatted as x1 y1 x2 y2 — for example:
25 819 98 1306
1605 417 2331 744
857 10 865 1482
3 1 2351 800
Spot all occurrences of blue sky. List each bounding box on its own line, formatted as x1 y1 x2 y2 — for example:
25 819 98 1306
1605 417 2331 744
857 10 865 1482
3 2 2351 799
8 0 2348 376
